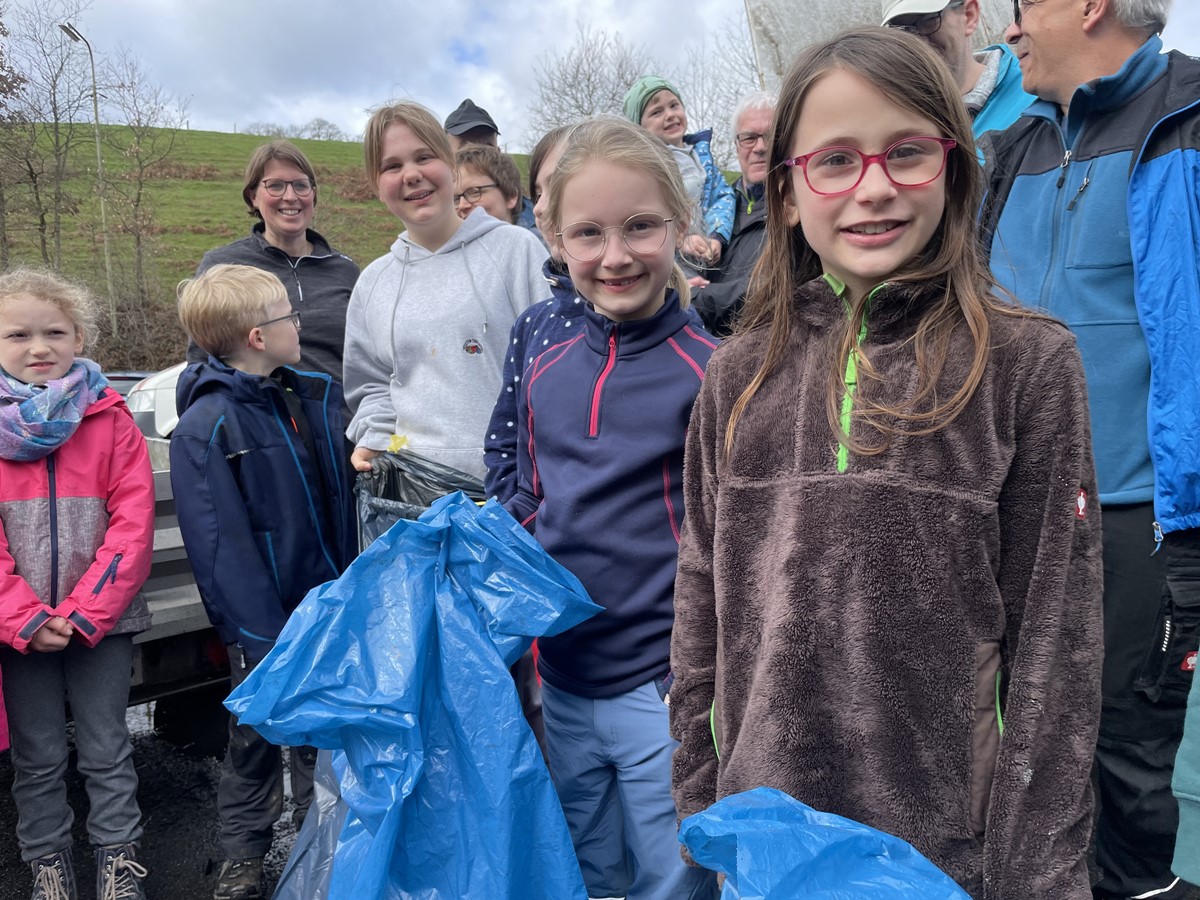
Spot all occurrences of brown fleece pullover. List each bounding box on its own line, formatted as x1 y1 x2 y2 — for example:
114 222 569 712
670 277 1104 899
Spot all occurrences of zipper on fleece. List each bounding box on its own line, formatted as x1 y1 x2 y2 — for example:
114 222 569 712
91 552 124 594
48 454 60 606
588 330 619 438
827 276 877 473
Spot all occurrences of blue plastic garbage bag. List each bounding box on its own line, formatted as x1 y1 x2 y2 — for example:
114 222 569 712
225 493 600 900
679 787 972 900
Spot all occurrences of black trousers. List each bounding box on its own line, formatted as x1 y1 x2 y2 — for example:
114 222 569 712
217 644 316 860
1094 504 1200 898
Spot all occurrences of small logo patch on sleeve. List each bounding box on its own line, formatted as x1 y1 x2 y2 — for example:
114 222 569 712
1075 489 1088 519
1183 650 1197 673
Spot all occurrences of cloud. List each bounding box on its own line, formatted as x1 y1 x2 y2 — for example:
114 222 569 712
17 0 1198 152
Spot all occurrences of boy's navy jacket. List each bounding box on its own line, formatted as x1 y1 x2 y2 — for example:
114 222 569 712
170 359 355 659
507 294 717 698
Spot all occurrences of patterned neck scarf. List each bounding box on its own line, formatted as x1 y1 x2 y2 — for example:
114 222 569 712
0 359 109 462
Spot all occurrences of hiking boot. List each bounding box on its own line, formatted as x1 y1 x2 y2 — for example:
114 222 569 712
94 843 147 900
212 857 264 900
29 847 76 900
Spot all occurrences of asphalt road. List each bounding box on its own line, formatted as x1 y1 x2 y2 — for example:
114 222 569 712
0 704 298 900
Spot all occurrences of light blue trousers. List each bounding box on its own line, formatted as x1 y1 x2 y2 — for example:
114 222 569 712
541 678 718 900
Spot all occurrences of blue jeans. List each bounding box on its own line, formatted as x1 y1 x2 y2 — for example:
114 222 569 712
1 634 141 861
541 678 717 900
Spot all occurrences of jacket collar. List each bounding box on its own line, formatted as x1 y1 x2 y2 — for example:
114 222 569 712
1024 35 1168 146
581 291 691 356
250 222 335 258
795 276 943 340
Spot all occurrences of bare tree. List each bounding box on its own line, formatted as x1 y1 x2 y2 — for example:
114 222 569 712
243 120 287 137
6 0 92 268
297 117 347 141
675 15 762 169
745 0 1015 89
101 47 188 304
525 24 656 144
0 2 28 267
4 0 93 269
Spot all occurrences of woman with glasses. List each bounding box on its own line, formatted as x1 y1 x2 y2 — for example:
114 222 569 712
186 140 359 384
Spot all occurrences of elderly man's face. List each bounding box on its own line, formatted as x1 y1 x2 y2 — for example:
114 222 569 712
735 106 773 187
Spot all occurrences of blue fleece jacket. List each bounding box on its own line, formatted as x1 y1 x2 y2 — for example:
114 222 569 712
989 38 1169 507
507 295 716 697
170 360 356 658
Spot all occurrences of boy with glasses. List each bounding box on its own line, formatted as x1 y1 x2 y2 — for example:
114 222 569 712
171 264 356 900
882 0 1033 137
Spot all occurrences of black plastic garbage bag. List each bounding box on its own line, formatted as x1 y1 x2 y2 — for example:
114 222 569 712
225 493 600 899
679 787 972 899
355 450 485 548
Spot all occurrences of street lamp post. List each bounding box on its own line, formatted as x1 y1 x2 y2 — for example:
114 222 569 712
59 21 116 332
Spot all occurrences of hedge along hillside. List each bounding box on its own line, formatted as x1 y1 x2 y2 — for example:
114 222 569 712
2 126 532 370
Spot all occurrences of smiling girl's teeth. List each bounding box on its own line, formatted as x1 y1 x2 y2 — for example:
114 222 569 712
849 222 897 234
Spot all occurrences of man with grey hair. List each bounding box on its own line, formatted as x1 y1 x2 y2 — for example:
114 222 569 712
882 0 1033 135
980 1 1199 897
691 91 775 336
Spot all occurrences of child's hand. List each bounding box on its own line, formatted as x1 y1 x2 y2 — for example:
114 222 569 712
706 239 723 264
29 616 73 652
688 275 710 289
351 446 381 472
682 234 711 262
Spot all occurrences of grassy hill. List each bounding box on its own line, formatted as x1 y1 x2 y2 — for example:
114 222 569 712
3 125 528 369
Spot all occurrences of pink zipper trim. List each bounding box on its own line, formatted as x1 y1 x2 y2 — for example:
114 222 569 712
589 332 618 437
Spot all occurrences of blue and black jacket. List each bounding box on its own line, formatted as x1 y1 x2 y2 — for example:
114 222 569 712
507 294 717 698
170 359 356 659
981 38 1200 536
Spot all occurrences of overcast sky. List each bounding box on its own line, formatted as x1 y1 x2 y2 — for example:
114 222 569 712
19 0 1200 152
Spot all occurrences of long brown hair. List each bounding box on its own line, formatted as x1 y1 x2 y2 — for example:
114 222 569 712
728 27 1032 456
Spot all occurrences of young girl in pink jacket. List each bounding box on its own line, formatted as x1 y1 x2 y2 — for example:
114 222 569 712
0 268 154 900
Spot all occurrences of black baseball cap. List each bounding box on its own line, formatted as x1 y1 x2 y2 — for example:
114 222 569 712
444 98 500 136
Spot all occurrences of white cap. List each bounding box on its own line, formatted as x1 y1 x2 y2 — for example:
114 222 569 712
881 0 952 25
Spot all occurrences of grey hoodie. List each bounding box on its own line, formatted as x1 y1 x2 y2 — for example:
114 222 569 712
343 208 548 480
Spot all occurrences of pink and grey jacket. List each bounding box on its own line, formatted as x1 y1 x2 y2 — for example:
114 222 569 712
507 293 716 698
0 390 154 651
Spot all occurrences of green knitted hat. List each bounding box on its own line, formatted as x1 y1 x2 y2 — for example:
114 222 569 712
622 75 683 124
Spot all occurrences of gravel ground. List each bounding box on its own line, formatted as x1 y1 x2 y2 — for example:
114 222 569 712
0 702 299 900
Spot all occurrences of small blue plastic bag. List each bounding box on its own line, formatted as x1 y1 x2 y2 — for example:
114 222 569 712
679 787 972 900
226 493 600 900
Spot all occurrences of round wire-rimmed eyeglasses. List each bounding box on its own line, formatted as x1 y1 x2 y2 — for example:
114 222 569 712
556 214 677 262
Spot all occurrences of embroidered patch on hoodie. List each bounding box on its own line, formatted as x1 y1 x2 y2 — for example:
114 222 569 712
1183 650 1197 673
463 339 483 355
1075 489 1088 519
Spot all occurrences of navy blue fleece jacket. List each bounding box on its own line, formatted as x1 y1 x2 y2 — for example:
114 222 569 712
507 294 716 697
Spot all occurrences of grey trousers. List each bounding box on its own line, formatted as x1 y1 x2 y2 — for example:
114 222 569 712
0 634 142 861
218 644 315 859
